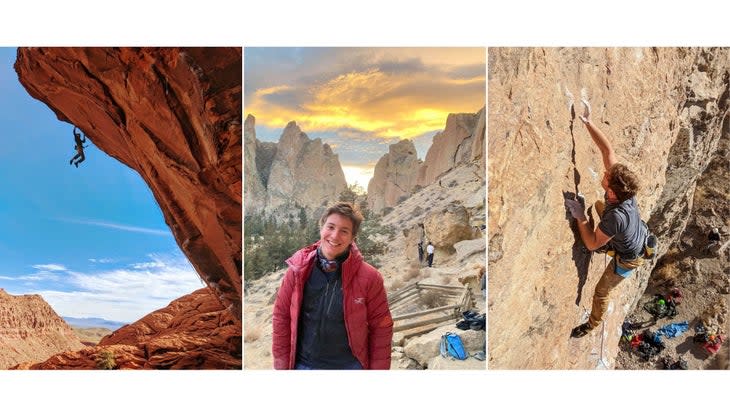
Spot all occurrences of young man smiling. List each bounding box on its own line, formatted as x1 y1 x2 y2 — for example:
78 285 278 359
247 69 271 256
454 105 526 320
272 202 393 369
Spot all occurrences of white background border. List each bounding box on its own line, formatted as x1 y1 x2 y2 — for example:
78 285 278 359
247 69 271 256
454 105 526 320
3 1 729 409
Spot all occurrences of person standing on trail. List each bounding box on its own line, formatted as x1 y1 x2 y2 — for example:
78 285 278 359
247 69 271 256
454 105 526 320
704 227 721 255
564 98 649 338
426 241 435 267
69 126 88 168
272 202 393 369
418 240 424 263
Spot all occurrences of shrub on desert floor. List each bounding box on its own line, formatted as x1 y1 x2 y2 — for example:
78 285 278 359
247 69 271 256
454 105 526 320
95 350 117 370
420 290 443 309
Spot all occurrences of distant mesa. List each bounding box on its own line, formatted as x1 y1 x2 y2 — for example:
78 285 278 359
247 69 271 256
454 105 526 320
62 316 127 330
13 288 241 370
0 289 85 369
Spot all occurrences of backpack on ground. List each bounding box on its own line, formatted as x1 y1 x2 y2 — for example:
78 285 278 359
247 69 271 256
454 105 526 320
455 310 485 331
439 332 468 360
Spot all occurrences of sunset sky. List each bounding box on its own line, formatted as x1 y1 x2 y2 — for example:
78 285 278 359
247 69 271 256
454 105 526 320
244 47 485 189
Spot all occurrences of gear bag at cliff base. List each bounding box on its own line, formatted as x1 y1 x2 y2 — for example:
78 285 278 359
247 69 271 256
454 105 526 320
440 332 467 360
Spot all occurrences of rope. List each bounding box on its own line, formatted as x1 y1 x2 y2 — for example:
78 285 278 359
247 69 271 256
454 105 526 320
596 253 609 368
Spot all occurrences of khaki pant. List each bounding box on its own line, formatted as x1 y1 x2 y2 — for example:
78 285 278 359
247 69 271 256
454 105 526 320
587 198 645 328
588 256 644 328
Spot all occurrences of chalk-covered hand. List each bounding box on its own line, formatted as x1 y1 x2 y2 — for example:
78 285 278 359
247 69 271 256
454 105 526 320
579 99 591 124
565 198 586 220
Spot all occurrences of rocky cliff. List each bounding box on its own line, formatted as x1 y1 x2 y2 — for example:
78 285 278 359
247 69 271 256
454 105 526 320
244 115 347 218
0 289 85 369
11 288 241 369
488 47 730 369
367 107 486 214
14 47 242 321
244 114 267 215
416 107 485 188
367 139 421 213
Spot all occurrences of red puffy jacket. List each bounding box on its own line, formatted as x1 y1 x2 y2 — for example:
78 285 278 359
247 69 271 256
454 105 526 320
272 241 393 369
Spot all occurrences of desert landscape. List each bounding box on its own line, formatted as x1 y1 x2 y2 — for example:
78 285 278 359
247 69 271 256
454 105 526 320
0 47 241 370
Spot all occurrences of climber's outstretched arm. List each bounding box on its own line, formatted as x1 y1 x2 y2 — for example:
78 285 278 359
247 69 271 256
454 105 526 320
580 99 617 170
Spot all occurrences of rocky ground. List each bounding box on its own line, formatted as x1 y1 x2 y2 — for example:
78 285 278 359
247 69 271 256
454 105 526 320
243 164 486 370
616 132 730 370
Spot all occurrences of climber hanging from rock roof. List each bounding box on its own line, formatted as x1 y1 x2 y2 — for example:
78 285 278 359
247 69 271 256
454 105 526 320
564 98 654 338
69 126 88 168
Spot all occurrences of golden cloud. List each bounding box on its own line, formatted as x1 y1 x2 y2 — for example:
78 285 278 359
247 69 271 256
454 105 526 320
246 58 484 140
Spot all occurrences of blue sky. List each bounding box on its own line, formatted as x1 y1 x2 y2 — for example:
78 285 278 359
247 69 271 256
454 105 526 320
0 48 202 323
244 47 486 189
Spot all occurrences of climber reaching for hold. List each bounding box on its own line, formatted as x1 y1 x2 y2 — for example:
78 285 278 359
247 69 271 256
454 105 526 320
69 126 88 168
565 98 650 338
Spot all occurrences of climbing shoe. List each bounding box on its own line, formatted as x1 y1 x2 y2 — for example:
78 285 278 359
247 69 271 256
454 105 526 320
571 322 593 338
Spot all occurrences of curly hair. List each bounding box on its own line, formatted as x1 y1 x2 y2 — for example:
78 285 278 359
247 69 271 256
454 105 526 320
319 202 364 237
608 163 640 202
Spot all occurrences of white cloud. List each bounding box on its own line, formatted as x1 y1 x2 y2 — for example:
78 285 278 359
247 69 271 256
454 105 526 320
57 218 172 237
130 261 165 269
34 253 206 323
0 266 63 282
32 264 67 271
89 258 116 263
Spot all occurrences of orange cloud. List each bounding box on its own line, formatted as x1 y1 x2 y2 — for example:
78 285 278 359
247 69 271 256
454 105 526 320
245 48 485 140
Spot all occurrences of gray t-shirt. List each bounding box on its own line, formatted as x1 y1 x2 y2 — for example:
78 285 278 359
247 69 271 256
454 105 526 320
598 196 646 259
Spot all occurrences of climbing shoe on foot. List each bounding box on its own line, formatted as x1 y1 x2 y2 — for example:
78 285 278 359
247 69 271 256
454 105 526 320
571 322 593 338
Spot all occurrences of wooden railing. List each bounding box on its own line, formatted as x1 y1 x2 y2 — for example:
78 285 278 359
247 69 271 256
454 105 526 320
388 282 472 336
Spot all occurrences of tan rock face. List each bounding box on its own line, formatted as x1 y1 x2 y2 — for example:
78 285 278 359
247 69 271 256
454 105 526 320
11 288 241 369
244 114 267 215
14 47 242 321
417 109 482 187
367 107 485 217
265 121 347 215
488 47 730 369
424 204 476 250
0 289 85 369
470 107 486 172
244 119 347 219
367 139 420 213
